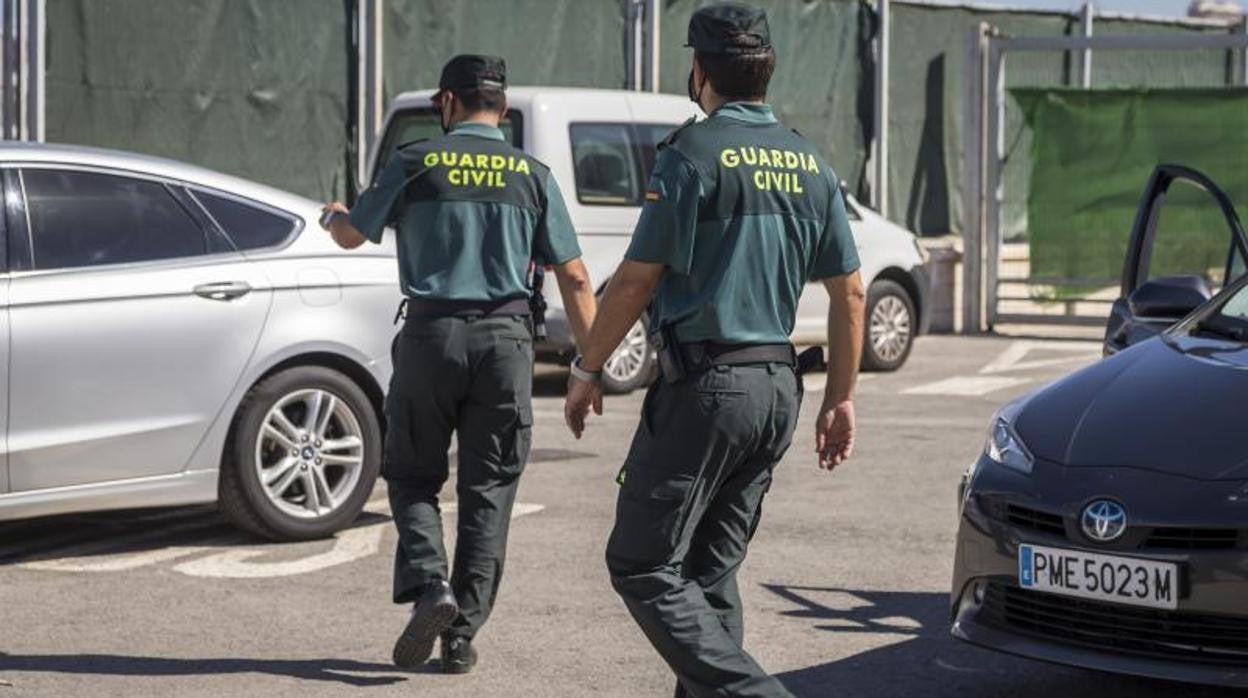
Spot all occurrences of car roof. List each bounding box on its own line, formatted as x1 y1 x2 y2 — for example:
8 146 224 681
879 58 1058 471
389 86 692 112
0 142 319 213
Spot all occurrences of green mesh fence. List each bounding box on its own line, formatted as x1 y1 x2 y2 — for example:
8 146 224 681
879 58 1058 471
383 0 627 101
659 0 873 197
45 0 353 202
1016 88 1248 289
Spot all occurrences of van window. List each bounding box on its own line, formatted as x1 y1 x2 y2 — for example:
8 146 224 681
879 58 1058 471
372 107 522 185
570 122 680 207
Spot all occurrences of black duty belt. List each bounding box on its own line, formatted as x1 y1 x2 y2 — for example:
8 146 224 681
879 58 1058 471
678 342 797 369
400 297 531 322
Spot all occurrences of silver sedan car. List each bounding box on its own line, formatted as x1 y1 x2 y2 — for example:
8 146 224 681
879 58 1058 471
0 144 400 540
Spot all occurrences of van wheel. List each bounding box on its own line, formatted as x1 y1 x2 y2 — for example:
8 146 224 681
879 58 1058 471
219 366 381 541
602 314 657 394
861 279 915 372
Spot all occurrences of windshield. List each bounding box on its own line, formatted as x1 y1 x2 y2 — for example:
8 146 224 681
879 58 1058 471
1176 277 1248 342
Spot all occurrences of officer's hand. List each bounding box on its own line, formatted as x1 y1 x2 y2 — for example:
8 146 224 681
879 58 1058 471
564 375 604 439
320 202 349 230
815 398 855 471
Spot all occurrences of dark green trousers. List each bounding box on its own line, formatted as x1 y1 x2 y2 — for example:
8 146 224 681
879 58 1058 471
383 314 533 641
606 364 802 698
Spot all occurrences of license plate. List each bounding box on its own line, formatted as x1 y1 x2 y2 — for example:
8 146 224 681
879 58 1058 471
1018 544 1178 611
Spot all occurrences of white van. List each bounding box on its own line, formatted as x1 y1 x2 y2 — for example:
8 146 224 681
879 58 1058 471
368 87 929 392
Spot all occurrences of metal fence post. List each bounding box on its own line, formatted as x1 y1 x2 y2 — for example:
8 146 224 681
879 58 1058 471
871 0 890 216
626 0 644 91
1 0 42 142
1080 2 1093 88
985 38 1004 330
1240 16 1247 87
355 0 383 190
962 23 988 334
643 0 659 92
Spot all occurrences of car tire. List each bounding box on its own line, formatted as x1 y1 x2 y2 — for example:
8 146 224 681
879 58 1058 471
219 365 381 541
861 279 916 372
602 313 657 395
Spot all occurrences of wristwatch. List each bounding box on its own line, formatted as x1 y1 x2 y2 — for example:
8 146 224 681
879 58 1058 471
570 355 603 383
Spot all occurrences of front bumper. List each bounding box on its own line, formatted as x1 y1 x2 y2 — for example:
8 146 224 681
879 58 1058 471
951 455 1248 688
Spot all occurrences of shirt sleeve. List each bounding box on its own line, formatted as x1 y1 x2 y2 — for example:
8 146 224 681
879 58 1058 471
808 176 862 281
533 169 582 265
347 156 408 244
624 148 701 275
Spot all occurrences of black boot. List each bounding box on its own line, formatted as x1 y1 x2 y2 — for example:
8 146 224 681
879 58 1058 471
441 634 478 675
392 580 458 669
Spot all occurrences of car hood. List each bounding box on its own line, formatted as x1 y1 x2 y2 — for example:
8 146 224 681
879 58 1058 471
1016 335 1248 480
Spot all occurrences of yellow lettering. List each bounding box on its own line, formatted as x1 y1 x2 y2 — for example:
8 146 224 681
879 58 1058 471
449 169 463 185
785 151 799 169
470 170 487 186
441 152 457 166
753 170 767 190
494 171 506 187
475 154 488 169
456 153 471 167
805 154 820 174
515 159 530 175
757 149 772 168
741 147 758 166
794 173 804 194
424 152 439 168
769 150 784 168
491 155 506 170
721 149 740 168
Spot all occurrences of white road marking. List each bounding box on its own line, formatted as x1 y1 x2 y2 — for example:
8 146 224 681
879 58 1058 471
802 373 873 393
16 502 545 579
978 340 1099 375
20 544 224 573
902 375 1031 396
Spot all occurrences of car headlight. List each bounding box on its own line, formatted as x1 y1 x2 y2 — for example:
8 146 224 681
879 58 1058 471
983 397 1034 474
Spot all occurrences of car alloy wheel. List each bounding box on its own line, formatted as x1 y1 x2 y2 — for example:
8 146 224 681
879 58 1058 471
254 388 365 519
606 320 649 383
870 294 912 364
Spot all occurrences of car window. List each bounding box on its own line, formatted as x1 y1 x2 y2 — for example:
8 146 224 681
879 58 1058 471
22 169 207 271
632 123 679 177
1146 179 1244 292
193 190 296 251
570 123 643 206
372 107 522 185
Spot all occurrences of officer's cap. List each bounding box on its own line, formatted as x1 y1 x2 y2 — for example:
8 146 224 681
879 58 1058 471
437 54 507 94
686 2 771 55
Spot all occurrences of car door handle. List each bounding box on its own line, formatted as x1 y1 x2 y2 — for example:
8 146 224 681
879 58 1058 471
193 281 252 301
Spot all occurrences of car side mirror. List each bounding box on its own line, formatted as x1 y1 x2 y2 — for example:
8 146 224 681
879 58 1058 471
1127 275 1211 321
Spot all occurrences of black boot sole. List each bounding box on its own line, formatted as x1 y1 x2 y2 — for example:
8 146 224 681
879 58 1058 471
441 657 476 675
392 599 458 669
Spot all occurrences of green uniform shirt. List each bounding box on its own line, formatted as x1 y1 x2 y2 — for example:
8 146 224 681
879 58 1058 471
625 102 860 344
350 121 581 301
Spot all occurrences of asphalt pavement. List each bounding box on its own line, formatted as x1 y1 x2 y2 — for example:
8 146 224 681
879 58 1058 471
0 335 1239 697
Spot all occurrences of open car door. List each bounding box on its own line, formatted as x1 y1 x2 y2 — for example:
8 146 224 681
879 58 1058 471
1104 164 1247 355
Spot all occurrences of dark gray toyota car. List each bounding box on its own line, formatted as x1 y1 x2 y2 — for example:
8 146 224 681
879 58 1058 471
952 165 1248 687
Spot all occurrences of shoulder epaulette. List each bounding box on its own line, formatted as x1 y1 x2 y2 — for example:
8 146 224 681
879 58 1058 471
658 116 697 150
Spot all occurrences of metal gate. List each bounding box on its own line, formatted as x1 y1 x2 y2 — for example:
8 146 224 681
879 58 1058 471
962 24 1248 332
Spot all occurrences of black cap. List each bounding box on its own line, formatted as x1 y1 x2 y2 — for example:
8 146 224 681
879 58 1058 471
437 54 507 93
686 2 771 55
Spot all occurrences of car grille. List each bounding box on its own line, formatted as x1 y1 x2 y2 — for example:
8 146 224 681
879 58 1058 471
1144 527 1241 550
982 583 1248 665
1006 504 1066 537
1003 504 1241 550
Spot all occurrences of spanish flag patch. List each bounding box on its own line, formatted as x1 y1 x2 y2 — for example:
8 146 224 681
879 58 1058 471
644 190 661 203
